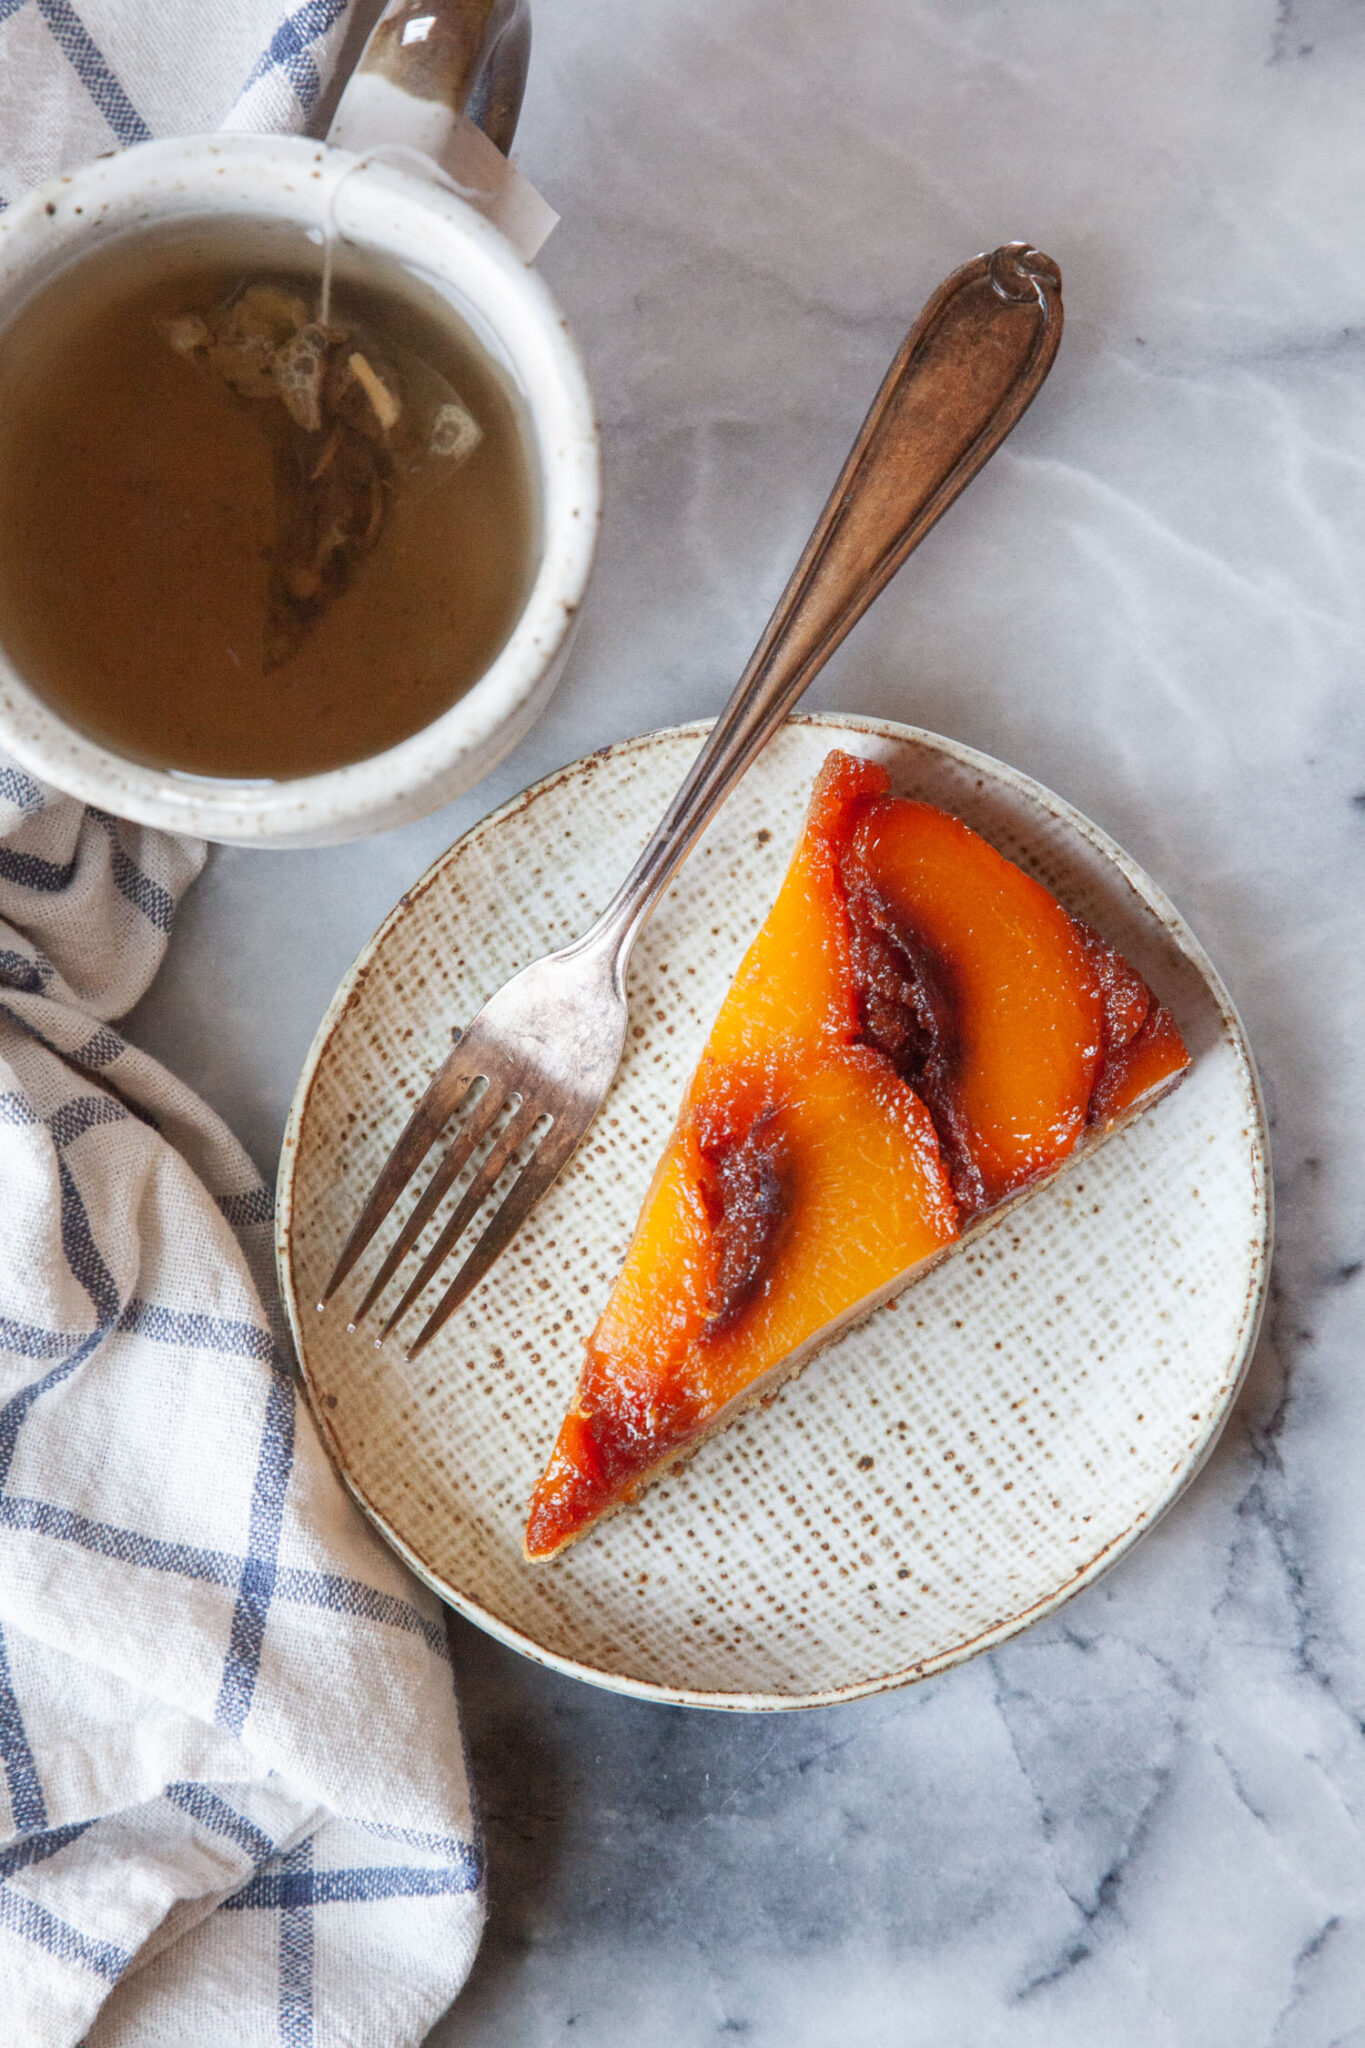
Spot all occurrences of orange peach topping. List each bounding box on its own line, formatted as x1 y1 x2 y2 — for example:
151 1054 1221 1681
524 751 1189 1560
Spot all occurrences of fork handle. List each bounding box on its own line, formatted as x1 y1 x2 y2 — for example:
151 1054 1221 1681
581 242 1063 966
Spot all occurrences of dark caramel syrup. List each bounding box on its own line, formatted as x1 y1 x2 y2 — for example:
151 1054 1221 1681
0 223 537 780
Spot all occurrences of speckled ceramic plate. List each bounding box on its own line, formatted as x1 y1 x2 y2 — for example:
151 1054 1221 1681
276 716 1270 1709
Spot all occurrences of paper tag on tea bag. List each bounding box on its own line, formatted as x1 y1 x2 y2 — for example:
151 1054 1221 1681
327 83 558 260
440 112 558 261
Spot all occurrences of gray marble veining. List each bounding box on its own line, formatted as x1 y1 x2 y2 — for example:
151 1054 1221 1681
128 1 1365 2040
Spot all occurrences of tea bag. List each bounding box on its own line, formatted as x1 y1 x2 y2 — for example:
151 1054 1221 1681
161 282 483 668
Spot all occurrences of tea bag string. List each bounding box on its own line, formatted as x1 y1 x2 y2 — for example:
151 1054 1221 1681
318 147 486 328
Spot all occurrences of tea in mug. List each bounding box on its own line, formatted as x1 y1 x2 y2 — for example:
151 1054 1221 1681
0 220 538 779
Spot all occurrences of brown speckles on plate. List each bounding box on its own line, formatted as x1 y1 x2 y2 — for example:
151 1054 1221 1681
276 715 1271 1710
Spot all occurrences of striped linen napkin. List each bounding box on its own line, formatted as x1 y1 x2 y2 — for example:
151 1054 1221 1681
0 8 486 2043
0 0 359 199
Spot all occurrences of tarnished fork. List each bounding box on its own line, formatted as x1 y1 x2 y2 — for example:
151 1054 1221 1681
320 244 1064 1359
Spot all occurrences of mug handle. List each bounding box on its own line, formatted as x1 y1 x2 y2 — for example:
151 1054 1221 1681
329 0 531 159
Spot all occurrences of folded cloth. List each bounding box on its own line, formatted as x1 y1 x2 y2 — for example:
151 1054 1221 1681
0 10 486 2040
0 775 485 2048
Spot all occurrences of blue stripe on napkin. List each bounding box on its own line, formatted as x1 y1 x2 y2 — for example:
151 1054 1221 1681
241 0 350 114
32 0 150 146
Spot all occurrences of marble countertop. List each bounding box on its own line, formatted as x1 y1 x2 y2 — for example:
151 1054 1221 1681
128 2 1365 2041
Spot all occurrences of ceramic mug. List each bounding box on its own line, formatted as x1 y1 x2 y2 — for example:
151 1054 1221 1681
0 0 599 847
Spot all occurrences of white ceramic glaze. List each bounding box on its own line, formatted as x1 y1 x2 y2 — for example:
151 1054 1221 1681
0 132 599 846
275 715 1271 1711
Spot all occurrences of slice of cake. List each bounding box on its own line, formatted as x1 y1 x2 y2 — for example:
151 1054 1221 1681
524 751 1189 1561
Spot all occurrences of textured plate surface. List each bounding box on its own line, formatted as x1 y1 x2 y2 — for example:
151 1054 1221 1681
276 717 1270 1709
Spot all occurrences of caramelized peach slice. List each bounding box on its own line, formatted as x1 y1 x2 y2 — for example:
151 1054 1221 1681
1071 919 1190 1127
700 749 887 1075
523 1048 957 1561
843 796 1186 1211
1089 999 1188 1126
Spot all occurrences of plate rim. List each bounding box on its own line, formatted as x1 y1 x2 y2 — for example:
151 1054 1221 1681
275 713 1273 1711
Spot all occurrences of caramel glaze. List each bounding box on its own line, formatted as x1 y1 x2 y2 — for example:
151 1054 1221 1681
839 855 986 1216
695 1100 795 1337
575 1091 799 1470
541 1314 715 1537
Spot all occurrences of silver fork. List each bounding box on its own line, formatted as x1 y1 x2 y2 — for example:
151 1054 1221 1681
320 243 1063 1359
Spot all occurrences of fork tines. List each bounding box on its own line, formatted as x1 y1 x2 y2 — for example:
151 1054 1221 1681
317 1045 557 1358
